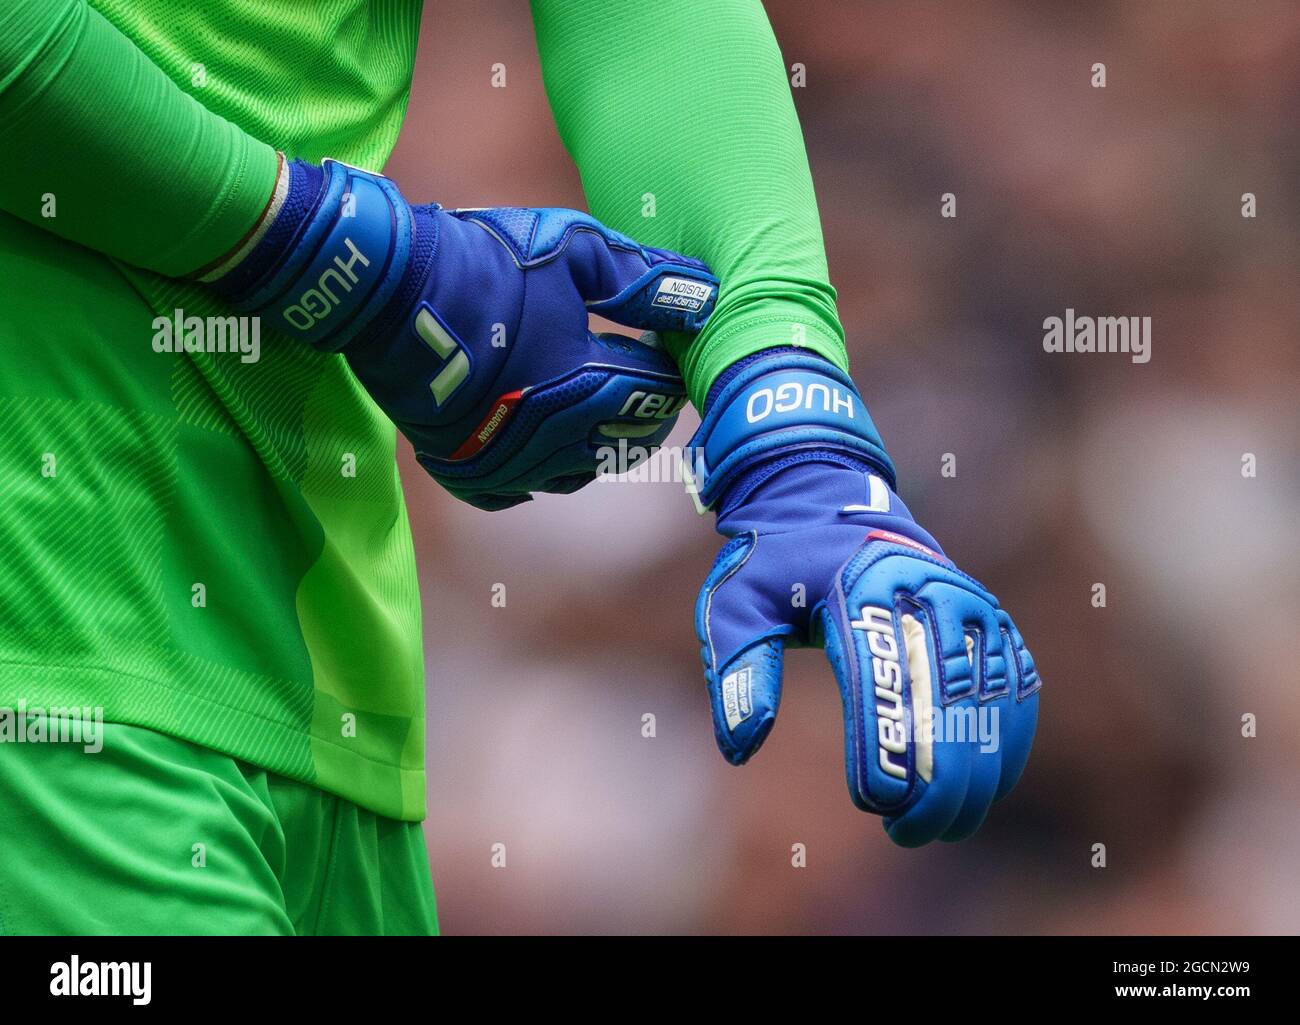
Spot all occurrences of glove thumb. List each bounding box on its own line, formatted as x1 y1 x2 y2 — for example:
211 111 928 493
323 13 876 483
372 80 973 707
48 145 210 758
445 207 716 332
696 534 794 766
707 638 785 765
547 213 717 333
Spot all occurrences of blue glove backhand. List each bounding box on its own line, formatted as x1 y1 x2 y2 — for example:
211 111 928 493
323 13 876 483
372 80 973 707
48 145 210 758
212 159 717 510
686 353 1040 846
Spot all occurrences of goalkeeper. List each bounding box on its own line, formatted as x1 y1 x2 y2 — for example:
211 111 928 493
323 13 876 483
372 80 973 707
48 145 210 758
0 0 1038 935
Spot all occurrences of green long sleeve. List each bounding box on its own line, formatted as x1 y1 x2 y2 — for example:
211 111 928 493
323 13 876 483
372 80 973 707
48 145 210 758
531 0 847 409
0 0 277 275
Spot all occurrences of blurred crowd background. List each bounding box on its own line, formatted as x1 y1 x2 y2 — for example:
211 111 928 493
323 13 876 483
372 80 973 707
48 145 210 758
385 0 1300 934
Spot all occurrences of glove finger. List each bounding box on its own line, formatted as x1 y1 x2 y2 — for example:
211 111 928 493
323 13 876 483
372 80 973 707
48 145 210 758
832 533 1019 846
445 489 532 512
993 611 1041 801
935 727 999 842
822 585 972 846
883 585 1008 846
581 333 682 473
410 331 684 506
884 764 970 848
936 602 1006 842
536 471 597 495
584 328 679 370
473 494 531 511
583 332 686 435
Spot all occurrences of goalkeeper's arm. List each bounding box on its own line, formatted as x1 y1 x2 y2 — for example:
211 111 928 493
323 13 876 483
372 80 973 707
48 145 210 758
531 0 846 409
0 0 277 275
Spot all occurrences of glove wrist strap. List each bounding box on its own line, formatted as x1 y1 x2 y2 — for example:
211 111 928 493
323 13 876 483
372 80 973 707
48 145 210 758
211 159 415 352
684 354 896 510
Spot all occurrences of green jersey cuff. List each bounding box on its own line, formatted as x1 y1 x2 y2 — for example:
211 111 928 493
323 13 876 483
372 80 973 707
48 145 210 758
667 304 850 411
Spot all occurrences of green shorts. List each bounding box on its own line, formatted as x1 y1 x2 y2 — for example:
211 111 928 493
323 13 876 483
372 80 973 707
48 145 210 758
0 716 437 935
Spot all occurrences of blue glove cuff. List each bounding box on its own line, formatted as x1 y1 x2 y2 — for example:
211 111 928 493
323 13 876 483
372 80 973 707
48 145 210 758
684 354 897 509
224 159 415 352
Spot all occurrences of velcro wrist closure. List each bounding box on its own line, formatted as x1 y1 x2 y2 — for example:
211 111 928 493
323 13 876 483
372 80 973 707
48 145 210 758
685 354 896 509
235 159 414 352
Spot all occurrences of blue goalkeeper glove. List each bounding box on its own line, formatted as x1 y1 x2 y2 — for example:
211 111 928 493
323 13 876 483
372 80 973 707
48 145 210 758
685 350 1040 846
208 157 717 510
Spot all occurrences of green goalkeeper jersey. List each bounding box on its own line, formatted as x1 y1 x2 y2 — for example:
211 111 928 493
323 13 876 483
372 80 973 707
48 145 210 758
0 0 428 820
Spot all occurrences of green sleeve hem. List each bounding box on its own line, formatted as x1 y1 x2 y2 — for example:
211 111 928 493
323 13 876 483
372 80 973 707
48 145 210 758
154 137 279 275
666 305 848 410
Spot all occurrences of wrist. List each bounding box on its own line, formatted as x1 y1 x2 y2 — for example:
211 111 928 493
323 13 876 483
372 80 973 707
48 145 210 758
685 350 896 511
205 158 419 353
192 151 292 285
677 305 848 412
